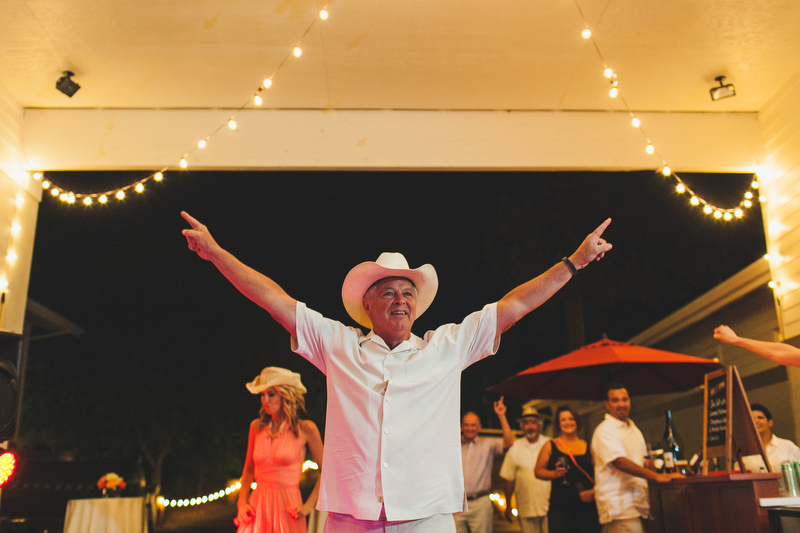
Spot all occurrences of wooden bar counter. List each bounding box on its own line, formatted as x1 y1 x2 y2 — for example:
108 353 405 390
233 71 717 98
645 473 781 533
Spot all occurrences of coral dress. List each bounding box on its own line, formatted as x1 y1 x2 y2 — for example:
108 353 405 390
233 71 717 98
236 423 307 533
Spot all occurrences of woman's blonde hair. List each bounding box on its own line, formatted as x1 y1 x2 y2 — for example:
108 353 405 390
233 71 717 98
259 384 307 437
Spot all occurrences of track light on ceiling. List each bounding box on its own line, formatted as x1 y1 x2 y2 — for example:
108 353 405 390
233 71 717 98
56 71 80 97
709 75 735 101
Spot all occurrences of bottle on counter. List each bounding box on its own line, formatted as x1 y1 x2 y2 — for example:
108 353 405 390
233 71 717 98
662 410 682 474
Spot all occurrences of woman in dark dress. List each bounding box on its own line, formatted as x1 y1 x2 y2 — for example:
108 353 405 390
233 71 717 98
534 405 600 533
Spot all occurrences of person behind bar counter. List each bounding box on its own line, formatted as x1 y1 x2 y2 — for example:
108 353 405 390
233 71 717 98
750 403 800 471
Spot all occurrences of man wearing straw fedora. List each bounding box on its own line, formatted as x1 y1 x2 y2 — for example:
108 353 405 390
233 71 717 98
181 212 612 532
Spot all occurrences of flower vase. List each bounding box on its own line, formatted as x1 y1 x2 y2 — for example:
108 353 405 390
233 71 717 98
102 487 120 498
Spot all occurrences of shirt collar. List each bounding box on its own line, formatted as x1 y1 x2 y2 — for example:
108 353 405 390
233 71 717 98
605 412 633 428
360 331 422 352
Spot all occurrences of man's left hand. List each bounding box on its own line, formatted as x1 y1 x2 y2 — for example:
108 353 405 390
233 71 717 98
570 218 613 270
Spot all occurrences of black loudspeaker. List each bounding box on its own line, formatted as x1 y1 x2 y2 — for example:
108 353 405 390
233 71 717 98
0 360 19 440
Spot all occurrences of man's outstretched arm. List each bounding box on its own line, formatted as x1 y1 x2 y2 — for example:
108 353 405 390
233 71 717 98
496 218 613 337
181 211 297 336
714 325 800 367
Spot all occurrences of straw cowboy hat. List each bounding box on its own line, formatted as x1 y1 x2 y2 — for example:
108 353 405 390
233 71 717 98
341 252 439 329
517 406 542 422
246 367 306 395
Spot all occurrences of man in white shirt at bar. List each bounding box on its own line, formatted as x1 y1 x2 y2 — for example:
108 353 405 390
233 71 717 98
592 384 683 533
750 403 800 470
456 398 513 533
181 212 612 533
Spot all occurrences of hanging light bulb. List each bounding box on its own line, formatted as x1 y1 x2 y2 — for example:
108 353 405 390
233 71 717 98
319 9 329 19
254 95 263 106
646 144 655 155
714 210 722 219
744 191 753 199
263 78 273 89
293 47 302 57
51 188 59 196
603 68 613 79
676 183 685 194
744 199 753 208
609 87 618 98
631 117 640 128
135 183 144 193
759 195 767 202
734 208 743 218
198 139 207 149
661 166 671 177
99 195 108 204
581 29 591 39
33 172 42 180
228 119 237 130
751 180 759 189
180 158 188 169
6 251 16 264
703 205 712 214
42 180 50 189
154 172 164 181
723 212 733 221
83 197 92 205
116 190 125 200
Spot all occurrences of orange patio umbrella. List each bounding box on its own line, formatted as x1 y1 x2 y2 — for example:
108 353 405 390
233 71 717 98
487 338 723 401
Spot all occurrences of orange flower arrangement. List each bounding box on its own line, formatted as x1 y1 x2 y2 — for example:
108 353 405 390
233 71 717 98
97 472 126 491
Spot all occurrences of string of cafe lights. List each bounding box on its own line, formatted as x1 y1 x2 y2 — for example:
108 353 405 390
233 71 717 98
30 5 332 206
155 460 318 508
573 0 765 221
31 1 764 219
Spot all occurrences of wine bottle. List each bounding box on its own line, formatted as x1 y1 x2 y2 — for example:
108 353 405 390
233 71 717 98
662 410 682 474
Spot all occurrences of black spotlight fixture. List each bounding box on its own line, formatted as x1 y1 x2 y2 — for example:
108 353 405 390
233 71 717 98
55 70 80 97
709 75 735 101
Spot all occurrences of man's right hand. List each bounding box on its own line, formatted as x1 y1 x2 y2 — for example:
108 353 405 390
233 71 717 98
181 211 219 261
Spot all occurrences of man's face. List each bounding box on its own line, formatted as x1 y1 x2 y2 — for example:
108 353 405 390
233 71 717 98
462 413 481 442
362 278 417 339
752 410 773 437
605 388 631 422
521 418 541 442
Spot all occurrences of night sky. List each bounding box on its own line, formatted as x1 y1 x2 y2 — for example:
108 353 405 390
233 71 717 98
21 169 767 493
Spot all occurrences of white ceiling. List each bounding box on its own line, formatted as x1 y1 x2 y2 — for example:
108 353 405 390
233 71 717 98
3 0 799 114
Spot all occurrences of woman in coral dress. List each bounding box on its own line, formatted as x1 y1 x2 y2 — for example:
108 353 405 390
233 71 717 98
235 367 324 533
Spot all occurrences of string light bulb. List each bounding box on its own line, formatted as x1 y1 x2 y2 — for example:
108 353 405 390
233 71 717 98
735 208 743 218
83 197 92 205
51 188 59 196
180 158 188 169
33 172 42 180
228 120 237 130
99 195 108 203
198 140 207 149
42 181 50 189
690 196 700 206
646 144 655 155
254 95 263 106
582 29 591 39
661 166 671 177
116 191 125 200
154 172 164 181
293 47 302 57
744 199 753 208
631 117 640 128
263 78 273 89
320 9 329 20
676 183 685 194
609 87 618 98
135 183 144 193
603 68 613 79
751 180 759 189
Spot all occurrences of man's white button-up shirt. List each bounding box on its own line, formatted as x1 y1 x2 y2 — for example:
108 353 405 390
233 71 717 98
292 301 500 521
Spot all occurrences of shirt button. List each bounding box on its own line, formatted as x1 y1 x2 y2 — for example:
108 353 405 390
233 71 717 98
383 463 388 468
378 497 383 503
386 397 391 402
384 429 389 434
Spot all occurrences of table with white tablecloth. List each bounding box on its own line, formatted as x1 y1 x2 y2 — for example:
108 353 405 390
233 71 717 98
64 497 148 533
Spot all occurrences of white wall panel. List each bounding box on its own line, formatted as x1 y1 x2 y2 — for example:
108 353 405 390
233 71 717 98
760 70 800 340
21 108 764 173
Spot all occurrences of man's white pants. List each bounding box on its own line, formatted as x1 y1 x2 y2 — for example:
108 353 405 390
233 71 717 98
324 509 456 533
454 495 493 533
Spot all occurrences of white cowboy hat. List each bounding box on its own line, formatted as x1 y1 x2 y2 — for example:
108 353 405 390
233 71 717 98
341 252 438 329
245 367 306 395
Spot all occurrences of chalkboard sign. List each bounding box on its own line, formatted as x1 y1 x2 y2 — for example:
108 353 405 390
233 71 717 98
702 366 768 475
706 372 727 448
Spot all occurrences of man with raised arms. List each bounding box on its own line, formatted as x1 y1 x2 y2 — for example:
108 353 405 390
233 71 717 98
181 211 612 533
